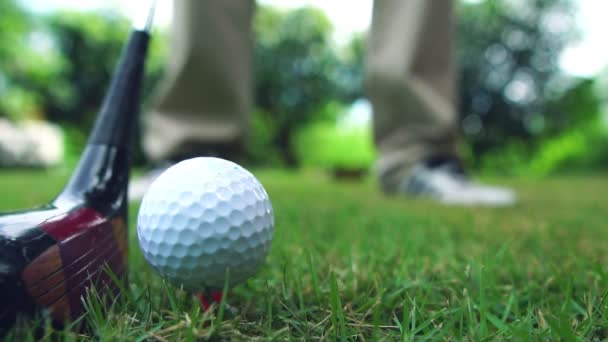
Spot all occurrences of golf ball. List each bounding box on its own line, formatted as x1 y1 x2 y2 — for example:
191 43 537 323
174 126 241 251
136 157 274 290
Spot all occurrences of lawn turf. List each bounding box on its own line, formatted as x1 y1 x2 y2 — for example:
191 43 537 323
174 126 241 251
1 169 608 340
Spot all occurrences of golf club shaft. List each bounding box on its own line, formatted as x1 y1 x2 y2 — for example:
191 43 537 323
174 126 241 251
0 2 156 333
57 1 156 212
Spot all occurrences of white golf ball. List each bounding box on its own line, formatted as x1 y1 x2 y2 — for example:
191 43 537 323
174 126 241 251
136 157 274 290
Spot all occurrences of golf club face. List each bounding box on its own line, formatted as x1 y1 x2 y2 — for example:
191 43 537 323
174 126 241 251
0 204 127 329
0 145 129 330
0 207 60 329
0 3 154 332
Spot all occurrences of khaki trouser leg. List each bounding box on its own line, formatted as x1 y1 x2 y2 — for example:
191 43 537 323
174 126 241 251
366 0 459 193
144 0 255 162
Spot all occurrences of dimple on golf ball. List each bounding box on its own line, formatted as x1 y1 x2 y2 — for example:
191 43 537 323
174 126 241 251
136 157 274 290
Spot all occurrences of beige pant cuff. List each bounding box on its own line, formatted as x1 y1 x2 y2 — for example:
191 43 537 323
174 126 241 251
143 111 246 162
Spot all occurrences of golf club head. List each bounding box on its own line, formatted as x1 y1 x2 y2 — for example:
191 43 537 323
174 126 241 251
0 2 155 333
0 200 128 330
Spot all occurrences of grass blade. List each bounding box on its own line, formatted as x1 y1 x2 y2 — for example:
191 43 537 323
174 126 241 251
330 272 347 342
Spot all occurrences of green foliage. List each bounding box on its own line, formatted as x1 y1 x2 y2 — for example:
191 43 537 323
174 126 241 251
41 11 165 127
543 79 602 135
243 110 283 166
41 11 166 164
61 123 87 167
1 2 604 174
294 104 375 170
0 87 41 121
254 6 343 165
0 11 128 125
3 170 608 339
0 9 166 163
252 0 591 171
0 0 29 60
457 0 579 160
478 140 532 176
0 28 69 121
334 33 366 102
478 79 605 175
528 123 608 175
0 1 34 120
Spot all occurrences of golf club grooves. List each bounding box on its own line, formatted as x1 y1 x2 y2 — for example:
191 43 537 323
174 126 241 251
47 248 125 321
24 242 125 321
22 224 119 296
23 220 122 296
41 254 124 322
23 208 123 287
20 212 126 321
24 237 121 304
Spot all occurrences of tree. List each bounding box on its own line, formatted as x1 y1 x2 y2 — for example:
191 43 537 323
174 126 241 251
0 0 28 61
0 0 33 121
457 0 580 163
334 33 366 103
254 6 341 165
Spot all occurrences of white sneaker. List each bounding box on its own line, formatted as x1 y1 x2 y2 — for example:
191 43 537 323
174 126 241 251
402 163 516 207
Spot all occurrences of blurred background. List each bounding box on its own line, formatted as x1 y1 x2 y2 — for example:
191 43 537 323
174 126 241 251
0 0 607 177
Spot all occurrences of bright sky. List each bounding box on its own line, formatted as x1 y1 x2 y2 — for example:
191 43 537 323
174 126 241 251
21 0 608 77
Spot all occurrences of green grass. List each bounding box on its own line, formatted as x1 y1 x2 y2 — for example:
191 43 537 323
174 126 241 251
2 169 608 340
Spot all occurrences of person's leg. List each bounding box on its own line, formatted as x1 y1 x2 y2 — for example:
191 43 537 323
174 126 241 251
366 0 458 193
143 0 255 162
366 0 515 205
